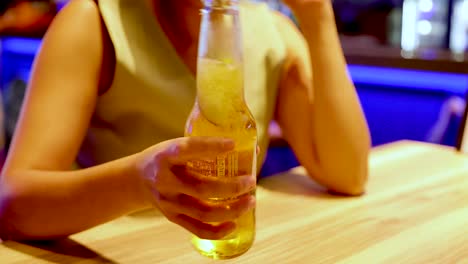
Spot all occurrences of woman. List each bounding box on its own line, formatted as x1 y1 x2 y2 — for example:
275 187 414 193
0 0 370 241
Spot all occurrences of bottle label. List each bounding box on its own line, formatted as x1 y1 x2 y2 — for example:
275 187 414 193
189 151 239 178
217 151 238 177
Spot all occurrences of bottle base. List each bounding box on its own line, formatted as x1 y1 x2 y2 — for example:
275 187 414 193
192 236 254 260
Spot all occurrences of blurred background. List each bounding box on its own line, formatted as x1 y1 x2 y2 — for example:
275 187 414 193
0 0 467 175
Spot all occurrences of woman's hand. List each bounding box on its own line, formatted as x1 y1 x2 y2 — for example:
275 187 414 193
136 137 256 240
281 0 328 9
281 0 333 22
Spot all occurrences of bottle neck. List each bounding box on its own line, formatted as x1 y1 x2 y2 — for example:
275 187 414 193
203 0 239 10
197 0 244 100
198 0 242 65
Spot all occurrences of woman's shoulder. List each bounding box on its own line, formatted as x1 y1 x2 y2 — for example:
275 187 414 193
44 0 115 93
47 0 102 41
63 0 100 18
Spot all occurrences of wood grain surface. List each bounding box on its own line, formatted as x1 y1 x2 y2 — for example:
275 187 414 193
1 141 467 263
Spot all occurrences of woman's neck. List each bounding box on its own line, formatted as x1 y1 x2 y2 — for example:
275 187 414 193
152 0 202 73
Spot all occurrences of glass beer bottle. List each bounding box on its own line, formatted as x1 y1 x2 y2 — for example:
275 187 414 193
184 0 257 259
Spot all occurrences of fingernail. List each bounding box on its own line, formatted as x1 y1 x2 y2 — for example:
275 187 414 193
222 138 235 148
246 176 256 187
249 196 256 208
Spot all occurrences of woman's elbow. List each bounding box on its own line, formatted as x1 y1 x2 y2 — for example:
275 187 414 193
340 138 370 195
325 155 369 196
0 211 22 241
0 181 42 241
336 171 367 196
0 184 24 240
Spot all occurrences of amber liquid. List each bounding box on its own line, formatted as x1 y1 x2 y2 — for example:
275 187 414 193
184 58 257 259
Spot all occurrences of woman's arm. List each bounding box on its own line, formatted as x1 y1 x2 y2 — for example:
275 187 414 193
0 0 255 241
0 0 148 240
274 1 371 195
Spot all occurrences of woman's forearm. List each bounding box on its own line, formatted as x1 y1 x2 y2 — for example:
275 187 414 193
296 3 371 194
0 153 149 240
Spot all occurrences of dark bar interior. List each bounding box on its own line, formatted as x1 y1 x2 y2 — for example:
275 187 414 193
1 1 467 172
0 1 467 262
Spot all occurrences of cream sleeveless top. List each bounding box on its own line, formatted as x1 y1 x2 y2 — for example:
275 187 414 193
78 0 287 172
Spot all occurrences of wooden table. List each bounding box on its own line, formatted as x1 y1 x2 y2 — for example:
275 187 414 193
1 141 467 263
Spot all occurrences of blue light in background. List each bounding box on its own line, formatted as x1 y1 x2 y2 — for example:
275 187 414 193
2 37 468 96
348 65 468 95
1 37 42 55
1 37 467 148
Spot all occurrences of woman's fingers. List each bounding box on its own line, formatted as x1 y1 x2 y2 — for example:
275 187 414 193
154 137 255 200
171 165 255 200
164 137 235 165
168 214 236 240
145 137 257 239
160 193 255 223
